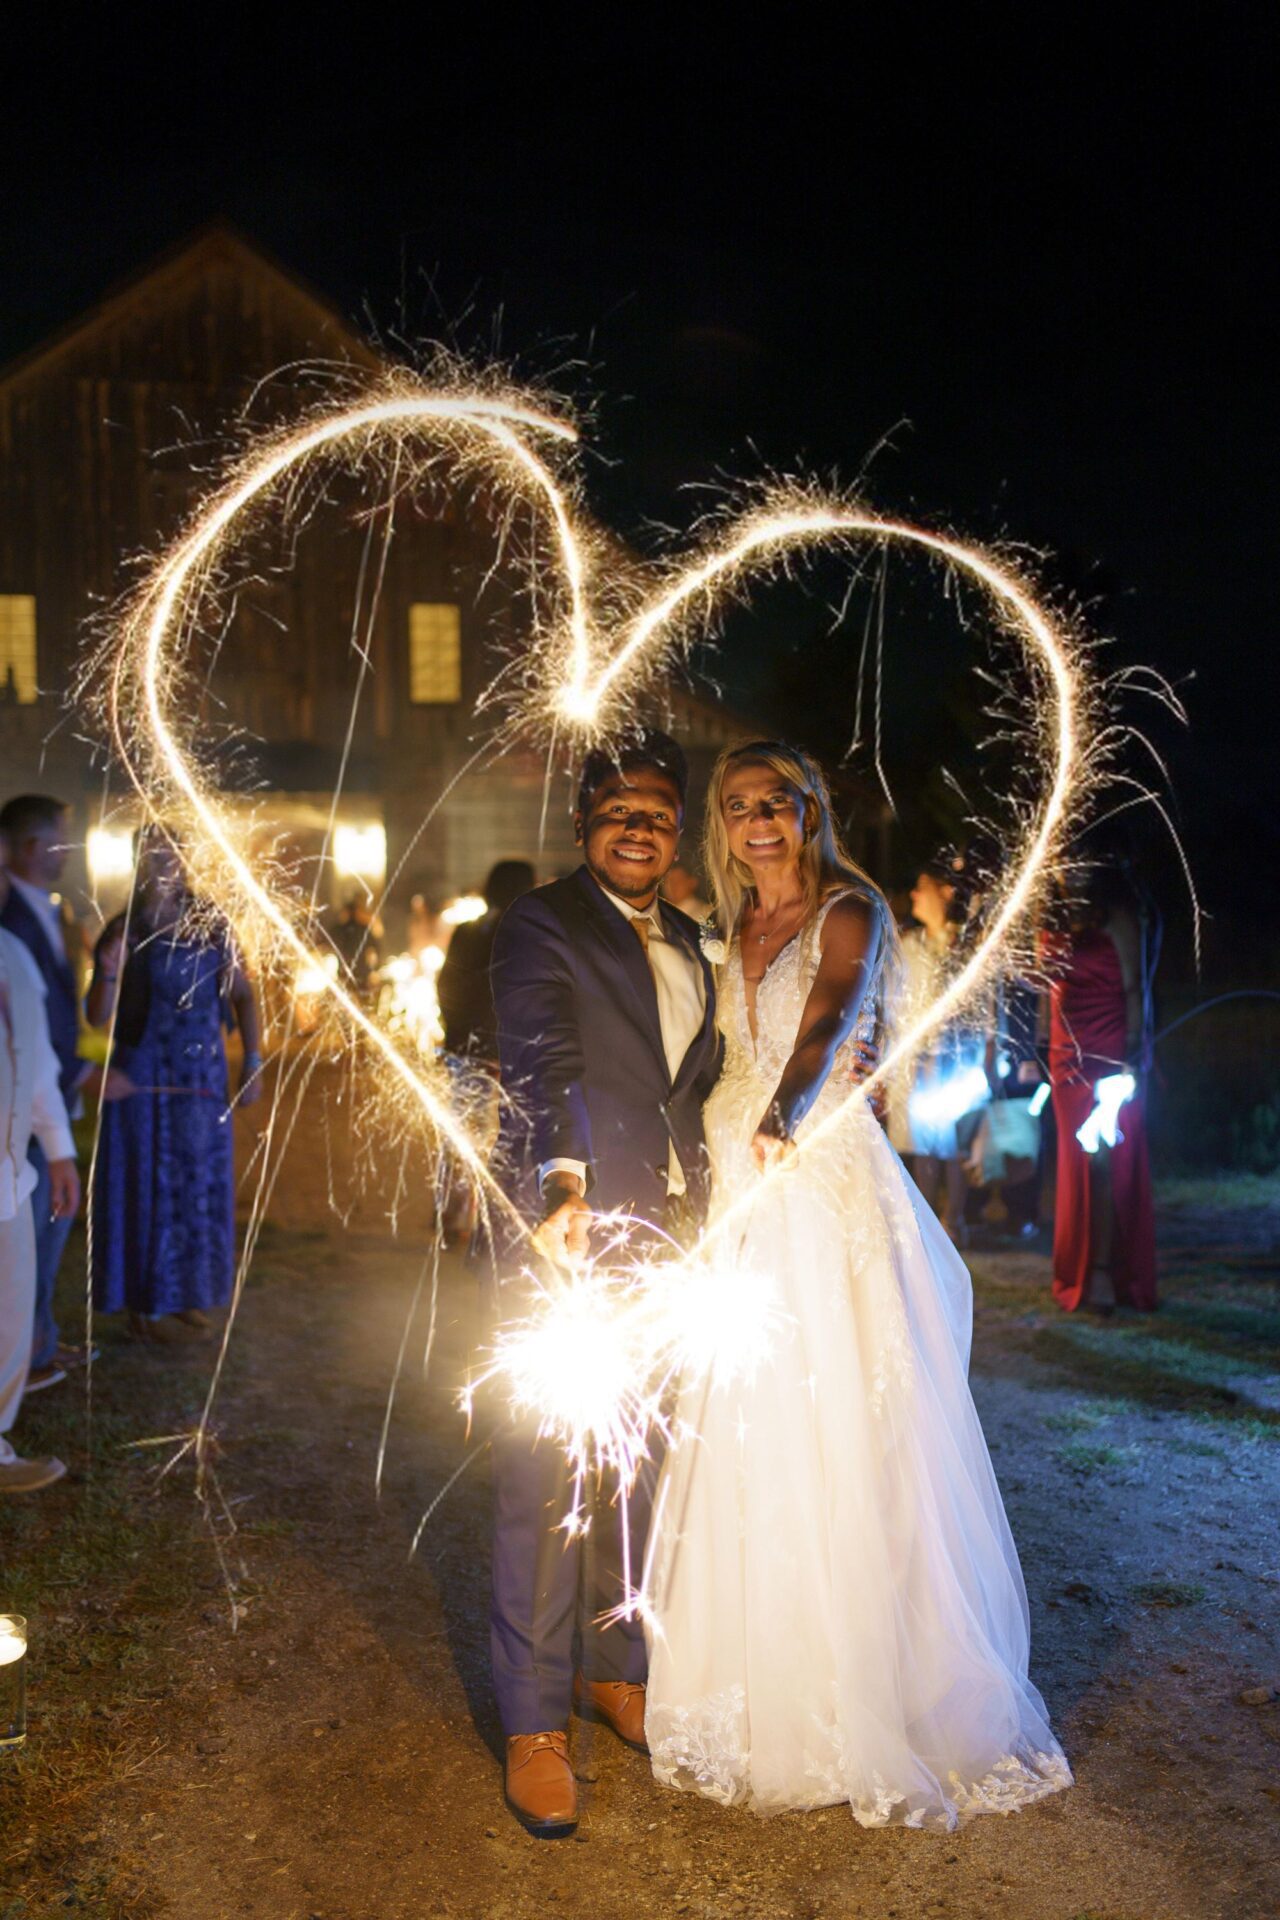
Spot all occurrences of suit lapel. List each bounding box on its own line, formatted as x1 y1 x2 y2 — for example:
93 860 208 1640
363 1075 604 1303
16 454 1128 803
3 889 72 990
660 901 718 1092
571 867 669 1076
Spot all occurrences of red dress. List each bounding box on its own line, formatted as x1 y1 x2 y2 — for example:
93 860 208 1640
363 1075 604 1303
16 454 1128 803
1044 929 1157 1312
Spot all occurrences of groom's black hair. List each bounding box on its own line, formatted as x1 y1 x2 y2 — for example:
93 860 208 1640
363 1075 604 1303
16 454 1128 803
576 728 689 818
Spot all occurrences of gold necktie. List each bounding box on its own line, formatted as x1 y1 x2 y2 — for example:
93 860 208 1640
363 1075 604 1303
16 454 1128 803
630 914 651 958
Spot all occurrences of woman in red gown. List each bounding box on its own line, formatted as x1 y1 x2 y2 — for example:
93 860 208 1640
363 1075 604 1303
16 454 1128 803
1043 891 1157 1313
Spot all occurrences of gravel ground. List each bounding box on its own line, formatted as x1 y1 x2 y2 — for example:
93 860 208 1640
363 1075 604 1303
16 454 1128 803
3 1152 1278 1920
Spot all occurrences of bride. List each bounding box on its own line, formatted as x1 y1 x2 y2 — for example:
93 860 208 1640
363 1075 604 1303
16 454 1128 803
644 740 1072 1828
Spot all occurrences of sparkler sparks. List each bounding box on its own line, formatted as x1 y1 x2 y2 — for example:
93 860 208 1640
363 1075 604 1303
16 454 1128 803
91 359 1156 1581
460 1235 786 1537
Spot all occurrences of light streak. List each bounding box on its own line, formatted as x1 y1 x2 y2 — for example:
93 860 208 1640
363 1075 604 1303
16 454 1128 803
1076 1072 1136 1153
908 1063 992 1135
96 364 1108 1566
1027 1081 1051 1117
106 378 590 1236
561 497 1082 1262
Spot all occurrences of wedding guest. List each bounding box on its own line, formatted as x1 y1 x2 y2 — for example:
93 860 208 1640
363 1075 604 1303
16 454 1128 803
436 860 535 1244
438 861 536 1062
662 861 712 926
406 892 436 960
0 794 99 1387
86 831 263 1342
331 893 382 1000
0 840 78 1493
886 854 987 1245
1041 870 1156 1313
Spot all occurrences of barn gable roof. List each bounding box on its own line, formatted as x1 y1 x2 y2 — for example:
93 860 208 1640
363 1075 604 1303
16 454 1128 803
0 223 381 395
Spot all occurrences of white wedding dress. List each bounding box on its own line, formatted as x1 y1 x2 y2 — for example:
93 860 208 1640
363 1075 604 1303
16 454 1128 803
645 896 1072 1826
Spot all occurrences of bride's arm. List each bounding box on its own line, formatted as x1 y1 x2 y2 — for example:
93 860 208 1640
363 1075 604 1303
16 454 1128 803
753 895 881 1169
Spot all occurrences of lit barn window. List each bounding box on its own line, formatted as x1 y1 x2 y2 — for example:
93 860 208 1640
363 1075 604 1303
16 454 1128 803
0 595 38 704
408 602 462 704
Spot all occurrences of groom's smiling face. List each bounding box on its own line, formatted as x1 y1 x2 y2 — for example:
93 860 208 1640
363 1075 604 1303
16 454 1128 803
576 767 683 904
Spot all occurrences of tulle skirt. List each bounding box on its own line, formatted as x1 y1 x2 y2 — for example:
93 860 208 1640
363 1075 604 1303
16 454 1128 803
644 1075 1072 1827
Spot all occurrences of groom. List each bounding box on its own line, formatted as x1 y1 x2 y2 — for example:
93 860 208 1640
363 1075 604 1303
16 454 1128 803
487 728 721 1836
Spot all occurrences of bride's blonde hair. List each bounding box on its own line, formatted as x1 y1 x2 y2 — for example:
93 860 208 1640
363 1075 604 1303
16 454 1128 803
703 739 901 1022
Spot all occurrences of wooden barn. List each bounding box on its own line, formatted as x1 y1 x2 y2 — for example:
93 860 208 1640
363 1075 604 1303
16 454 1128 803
0 226 761 930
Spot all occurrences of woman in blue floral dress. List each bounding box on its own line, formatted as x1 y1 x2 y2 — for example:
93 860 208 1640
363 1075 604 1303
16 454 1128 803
87 835 262 1339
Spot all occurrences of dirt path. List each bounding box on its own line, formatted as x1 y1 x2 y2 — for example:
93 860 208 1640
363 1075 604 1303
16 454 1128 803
20 1198 1271 1920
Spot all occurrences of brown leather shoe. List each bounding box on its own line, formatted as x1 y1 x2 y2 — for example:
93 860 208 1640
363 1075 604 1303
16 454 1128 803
572 1674 648 1751
504 1731 577 1836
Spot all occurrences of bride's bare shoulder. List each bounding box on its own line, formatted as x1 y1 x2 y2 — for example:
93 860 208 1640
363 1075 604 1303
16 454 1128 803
816 889 880 961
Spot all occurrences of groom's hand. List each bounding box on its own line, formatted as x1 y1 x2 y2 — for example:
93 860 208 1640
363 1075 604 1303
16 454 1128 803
537 1173 593 1264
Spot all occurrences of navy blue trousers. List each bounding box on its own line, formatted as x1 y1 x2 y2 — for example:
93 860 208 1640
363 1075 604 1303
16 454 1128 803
491 1419 659 1737
29 1142 74 1370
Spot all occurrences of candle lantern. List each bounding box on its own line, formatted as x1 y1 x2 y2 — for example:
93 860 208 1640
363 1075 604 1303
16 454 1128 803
0 1615 27 1749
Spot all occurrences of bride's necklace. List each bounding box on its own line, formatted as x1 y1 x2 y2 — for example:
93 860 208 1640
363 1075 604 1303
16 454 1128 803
750 899 804 943
742 898 806 974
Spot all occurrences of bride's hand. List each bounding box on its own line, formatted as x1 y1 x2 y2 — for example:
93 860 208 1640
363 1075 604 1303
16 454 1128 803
751 1105 798 1174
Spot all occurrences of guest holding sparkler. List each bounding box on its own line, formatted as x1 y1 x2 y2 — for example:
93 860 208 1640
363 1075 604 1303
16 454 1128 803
86 830 263 1343
1041 868 1156 1313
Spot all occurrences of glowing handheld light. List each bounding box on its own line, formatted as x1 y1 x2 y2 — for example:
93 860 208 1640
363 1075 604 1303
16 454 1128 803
908 1063 991 1135
1076 1072 1136 1153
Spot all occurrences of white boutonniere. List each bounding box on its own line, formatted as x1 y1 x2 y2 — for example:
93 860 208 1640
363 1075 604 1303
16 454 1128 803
699 918 727 966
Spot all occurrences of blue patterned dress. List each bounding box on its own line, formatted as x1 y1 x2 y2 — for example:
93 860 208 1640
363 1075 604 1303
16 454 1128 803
91 927 236 1316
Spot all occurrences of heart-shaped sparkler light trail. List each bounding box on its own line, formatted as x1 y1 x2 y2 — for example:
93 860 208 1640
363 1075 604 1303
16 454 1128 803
105 370 1084 1502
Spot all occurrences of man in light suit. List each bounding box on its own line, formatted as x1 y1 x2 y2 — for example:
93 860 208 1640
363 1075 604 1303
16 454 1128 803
487 730 721 1835
0 795 115 1386
0 832 79 1493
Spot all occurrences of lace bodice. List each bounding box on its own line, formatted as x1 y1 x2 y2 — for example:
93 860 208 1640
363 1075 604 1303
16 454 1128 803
716 890 882 1110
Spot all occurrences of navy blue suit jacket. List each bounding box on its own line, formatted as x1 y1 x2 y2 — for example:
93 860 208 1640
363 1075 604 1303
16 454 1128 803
490 866 721 1231
1 887 81 1106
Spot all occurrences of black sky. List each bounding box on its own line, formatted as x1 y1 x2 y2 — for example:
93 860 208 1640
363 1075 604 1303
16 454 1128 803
5 17 1274 957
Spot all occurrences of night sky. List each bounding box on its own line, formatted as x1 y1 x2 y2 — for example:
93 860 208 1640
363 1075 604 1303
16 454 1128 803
6 19 1273 968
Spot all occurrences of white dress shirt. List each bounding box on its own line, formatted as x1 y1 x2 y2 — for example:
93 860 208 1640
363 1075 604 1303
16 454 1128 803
541 883 706 1199
1 929 76 1223
8 875 69 966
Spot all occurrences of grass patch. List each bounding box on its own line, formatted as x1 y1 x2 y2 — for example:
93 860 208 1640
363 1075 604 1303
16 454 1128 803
0 1237 230 1916
1029 1317 1280 1436
1044 1405 1111 1433
1130 1580 1206 1607
1167 1434 1227 1459
1190 1408 1276 1444
1058 1440 1142 1474
1043 1397 1141 1434
1160 1295 1280 1350
1156 1172 1280 1211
